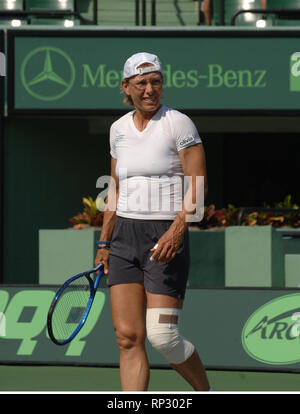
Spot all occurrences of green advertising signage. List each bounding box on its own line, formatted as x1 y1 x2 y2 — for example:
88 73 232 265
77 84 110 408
7 28 300 114
1 285 300 372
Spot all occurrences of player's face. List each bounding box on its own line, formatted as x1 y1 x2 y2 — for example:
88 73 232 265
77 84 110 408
123 71 163 113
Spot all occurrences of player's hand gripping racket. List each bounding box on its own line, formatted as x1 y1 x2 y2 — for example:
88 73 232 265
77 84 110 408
47 263 104 345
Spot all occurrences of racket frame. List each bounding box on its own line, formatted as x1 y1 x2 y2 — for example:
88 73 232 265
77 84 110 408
47 263 104 346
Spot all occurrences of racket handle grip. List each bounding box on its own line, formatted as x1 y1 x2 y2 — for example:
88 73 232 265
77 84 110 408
95 263 104 272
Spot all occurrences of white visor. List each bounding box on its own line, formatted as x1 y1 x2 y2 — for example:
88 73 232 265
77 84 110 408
123 52 162 79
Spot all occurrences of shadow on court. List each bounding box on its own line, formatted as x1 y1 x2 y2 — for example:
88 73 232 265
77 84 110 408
0 366 300 391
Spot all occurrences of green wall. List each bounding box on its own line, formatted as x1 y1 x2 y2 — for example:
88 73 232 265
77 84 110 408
3 116 115 283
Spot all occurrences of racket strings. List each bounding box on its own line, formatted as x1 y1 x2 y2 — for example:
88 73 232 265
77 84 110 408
51 275 92 342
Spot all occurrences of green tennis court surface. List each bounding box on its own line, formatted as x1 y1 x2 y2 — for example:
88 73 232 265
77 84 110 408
0 366 300 392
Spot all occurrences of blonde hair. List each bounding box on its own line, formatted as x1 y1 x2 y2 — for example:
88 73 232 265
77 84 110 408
123 95 134 107
122 78 134 107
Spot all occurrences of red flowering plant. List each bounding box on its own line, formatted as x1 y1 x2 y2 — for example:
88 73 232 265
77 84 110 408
194 195 300 230
69 196 105 229
69 195 300 230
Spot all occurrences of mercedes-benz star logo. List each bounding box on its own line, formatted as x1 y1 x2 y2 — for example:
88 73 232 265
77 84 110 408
21 46 75 101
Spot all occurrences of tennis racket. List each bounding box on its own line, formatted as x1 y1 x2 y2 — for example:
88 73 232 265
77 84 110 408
47 263 104 345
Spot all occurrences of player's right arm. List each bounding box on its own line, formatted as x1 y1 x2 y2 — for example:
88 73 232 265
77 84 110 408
95 157 119 274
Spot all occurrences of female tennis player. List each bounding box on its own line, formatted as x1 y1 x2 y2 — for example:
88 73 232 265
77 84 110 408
95 52 210 391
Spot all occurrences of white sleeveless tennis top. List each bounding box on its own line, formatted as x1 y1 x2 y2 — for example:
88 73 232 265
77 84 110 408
109 105 202 220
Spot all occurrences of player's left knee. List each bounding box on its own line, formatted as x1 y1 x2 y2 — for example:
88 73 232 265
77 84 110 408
146 308 195 365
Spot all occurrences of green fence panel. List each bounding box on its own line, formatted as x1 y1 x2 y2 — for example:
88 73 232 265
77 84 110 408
225 226 285 287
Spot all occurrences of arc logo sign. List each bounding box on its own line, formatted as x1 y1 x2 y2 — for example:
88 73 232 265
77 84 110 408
20 46 75 101
242 294 300 365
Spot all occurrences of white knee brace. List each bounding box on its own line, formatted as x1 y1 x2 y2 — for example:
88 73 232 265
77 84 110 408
146 308 195 365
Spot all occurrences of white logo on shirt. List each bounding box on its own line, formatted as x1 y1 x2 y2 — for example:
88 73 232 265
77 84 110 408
179 136 194 148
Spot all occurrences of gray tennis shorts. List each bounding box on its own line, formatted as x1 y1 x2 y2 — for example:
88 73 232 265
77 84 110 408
106 216 190 299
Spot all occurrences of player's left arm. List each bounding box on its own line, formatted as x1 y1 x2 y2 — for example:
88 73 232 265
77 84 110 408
179 142 208 213
150 143 208 263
